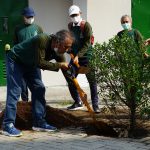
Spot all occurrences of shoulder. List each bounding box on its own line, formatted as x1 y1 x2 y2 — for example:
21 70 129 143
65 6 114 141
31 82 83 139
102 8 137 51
37 33 49 41
132 28 143 40
133 29 141 35
14 24 25 31
33 24 42 28
81 21 92 29
117 30 125 37
81 21 92 34
38 33 48 38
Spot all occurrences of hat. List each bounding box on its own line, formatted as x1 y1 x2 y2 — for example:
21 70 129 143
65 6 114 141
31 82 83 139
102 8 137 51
22 7 35 17
69 5 80 16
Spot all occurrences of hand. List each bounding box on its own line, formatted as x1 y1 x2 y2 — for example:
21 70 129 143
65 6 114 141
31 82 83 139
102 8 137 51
143 52 149 58
73 56 79 65
60 62 69 70
144 38 150 46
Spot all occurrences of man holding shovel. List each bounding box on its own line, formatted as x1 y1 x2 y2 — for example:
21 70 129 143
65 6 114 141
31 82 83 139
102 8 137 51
63 5 100 113
2 30 73 137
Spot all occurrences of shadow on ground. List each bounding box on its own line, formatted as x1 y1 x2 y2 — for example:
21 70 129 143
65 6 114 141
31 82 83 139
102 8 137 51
0 102 149 138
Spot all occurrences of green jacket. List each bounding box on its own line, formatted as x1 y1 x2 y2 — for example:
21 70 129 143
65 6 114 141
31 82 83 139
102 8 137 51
14 23 43 44
69 21 93 59
8 33 65 71
117 29 143 43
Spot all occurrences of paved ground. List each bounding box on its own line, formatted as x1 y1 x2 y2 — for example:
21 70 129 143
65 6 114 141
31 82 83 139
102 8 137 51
0 128 150 150
0 86 150 150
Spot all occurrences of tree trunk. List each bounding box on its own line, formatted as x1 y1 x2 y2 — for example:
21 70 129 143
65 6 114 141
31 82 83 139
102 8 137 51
129 87 137 137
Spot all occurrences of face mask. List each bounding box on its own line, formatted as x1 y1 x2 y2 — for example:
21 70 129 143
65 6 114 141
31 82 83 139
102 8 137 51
121 23 131 30
71 15 82 24
24 17 34 24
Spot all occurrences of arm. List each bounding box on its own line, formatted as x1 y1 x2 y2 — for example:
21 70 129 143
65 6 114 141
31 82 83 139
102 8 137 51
37 35 68 71
38 48 61 71
37 25 44 34
134 29 143 43
78 22 92 57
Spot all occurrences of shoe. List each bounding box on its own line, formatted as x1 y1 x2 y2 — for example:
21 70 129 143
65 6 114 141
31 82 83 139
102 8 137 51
32 122 57 132
93 105 101 113
1 123 22 137
67 101 83 110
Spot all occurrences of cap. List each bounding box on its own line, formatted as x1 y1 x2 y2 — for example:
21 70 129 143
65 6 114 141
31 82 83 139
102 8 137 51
22 7 35 17
69 5 80 16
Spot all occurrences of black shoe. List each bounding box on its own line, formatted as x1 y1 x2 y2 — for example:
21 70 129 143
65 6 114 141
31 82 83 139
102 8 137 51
67 102 83 110
93 105 101 113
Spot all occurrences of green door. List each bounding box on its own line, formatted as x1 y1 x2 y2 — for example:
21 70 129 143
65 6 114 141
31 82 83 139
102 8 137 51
132 0 150 54
0 0 28 86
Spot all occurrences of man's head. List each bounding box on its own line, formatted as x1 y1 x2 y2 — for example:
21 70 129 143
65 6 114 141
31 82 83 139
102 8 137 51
121 15 132 30
51 30 74 54
68 5 82 24
22 7 35 25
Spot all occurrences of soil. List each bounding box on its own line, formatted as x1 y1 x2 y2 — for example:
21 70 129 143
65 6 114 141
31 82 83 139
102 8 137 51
0 101 149 138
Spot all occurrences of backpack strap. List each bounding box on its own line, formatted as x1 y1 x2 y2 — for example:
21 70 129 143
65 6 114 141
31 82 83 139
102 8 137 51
80 20 86 33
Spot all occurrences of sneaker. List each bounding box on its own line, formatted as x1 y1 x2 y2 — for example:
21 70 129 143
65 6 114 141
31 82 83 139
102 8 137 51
93 105 101 113
32 122 57 132
1 123 22 137
67 101 83 110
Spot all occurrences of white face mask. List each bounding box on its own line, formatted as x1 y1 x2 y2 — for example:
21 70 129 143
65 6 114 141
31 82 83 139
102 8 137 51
121 23 131 30
24 17 34 24
71 15 82 24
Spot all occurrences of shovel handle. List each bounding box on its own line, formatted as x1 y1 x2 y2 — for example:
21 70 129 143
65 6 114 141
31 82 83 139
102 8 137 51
70 54 80 68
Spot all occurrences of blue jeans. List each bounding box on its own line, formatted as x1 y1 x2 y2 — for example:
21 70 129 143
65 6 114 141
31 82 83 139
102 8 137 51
3 55 46 126
21 77 29 101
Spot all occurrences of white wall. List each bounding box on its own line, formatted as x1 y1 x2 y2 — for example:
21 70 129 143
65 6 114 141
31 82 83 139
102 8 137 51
29 0 72 86
28 0 131 87
87 0 131 43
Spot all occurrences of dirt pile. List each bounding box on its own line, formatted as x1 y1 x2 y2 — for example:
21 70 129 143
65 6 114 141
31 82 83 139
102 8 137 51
0 102 118 137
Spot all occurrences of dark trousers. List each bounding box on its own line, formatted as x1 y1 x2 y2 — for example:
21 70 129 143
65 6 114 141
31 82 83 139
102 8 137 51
63 57 99 106
3 55 46 126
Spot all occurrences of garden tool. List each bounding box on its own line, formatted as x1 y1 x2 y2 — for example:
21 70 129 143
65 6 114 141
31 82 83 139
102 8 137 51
67 54 94 113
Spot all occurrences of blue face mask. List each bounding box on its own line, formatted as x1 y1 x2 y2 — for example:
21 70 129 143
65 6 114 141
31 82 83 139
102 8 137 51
121 23 131 30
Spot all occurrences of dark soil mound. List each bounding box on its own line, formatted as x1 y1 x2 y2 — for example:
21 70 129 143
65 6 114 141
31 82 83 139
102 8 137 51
0 102 118 137
0 102 149 138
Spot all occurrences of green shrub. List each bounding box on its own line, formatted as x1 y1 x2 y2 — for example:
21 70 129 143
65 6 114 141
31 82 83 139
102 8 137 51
90 32 150 136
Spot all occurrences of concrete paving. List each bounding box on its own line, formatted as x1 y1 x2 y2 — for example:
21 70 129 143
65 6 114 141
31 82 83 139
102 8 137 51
0 128 149 150
0 86 150 150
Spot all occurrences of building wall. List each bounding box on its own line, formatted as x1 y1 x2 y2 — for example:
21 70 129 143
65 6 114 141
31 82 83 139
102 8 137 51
29 0 72 86
87 0 131 43
28 0 131 87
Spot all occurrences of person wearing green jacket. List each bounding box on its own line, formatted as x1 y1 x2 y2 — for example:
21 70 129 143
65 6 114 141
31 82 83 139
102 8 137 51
14 7 43 102
2 30 73 137
64 5 100 113
117 15 143 43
